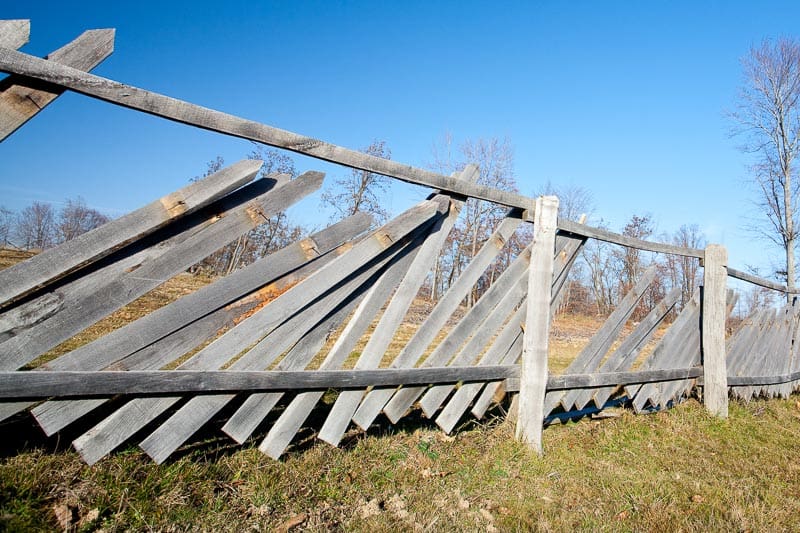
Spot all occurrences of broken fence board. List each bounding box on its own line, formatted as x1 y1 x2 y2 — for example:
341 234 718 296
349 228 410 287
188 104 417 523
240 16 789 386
29 219 365 434
71 201 440 463
138 233 425 464
0 20 29 50
0 171 320 371
349 211 524 432
240 217 435 453
317 192 465 446
0 159 258 309
0 29 115 142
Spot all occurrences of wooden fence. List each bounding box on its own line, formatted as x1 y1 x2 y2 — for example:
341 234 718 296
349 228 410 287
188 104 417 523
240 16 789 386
1 20 799 464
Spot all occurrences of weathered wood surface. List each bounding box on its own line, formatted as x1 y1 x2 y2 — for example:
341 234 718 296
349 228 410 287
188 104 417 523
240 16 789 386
0 172 320 372
0 20 30 50
0 45 716 261
244 230 429 455
349 211 523 431
317 193 464 447
0 159 259 309
516 196 558 452
589 288 681 409
137 228 429 463
29 215 370 434
549 266 657 413
727 267 797 294
1 365 746 400
0 47 533 211
0 29 115 142
69 200 442 463
702 245 728 417
0 366 519 398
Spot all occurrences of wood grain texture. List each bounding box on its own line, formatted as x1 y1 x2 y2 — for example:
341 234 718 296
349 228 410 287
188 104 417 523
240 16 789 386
28 216 368 435
702 245 728 417
349 211 523 431
240 220 432 453
515 196 558 453
0 20 30 50
0 29 114 142
0 47 534 210
1 172 320 371
317 193 466 446
0 159 260 309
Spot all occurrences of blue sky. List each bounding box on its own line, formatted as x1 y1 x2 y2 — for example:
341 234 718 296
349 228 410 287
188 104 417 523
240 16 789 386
1 1 799 276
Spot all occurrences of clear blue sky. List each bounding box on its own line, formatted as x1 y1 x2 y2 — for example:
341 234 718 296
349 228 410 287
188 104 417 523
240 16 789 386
2 1 799 276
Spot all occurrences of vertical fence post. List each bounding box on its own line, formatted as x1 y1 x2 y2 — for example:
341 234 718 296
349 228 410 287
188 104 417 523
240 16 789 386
702 244 728 417
516 196 558 453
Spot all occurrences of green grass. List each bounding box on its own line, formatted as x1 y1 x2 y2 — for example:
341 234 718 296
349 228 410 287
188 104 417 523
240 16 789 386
2 397 800 531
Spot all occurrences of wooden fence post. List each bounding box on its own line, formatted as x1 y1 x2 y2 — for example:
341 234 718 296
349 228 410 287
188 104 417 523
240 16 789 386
516 196 558 453
702 244 728 417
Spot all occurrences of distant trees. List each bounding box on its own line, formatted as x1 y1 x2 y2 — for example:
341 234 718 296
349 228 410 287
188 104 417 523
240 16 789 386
320 140 391 226
191 147 305 276
2 198 109 250
731 37 800 300
57 197 111 242
428 135 522 304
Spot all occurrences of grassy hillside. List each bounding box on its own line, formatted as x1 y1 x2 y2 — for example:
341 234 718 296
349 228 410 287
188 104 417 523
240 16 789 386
1 248 799 531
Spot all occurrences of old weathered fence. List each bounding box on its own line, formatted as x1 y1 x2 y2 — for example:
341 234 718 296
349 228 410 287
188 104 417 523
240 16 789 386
1 21 799 465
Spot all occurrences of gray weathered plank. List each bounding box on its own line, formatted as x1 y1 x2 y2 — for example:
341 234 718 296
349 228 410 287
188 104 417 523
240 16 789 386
0 366 519 399
316 191 467 447
552 266 658 413
28 216 369 434
0 172 321 371
516 196 558 452
0 46 535 211
0 20 29 50
348 211 524 431
0 29 114 142
0 159 259 310
588 288 681 409
0 159 263 314
71 201 441 463
702 245 728 417
245 223 432 454
42 212 369 373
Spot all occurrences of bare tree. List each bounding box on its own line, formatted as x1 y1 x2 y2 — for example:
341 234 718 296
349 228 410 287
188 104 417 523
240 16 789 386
664 224 705 308
0 206 13 247
732 38 800 300
16 201 56 250
320 140 391 225
429 135 520 304
191 150 305 276
535 181 594 222
57 197 110 243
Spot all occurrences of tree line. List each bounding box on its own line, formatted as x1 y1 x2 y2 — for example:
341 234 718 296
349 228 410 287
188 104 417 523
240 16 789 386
0 197 110 250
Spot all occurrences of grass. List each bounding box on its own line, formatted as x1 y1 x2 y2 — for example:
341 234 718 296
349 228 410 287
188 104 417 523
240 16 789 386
2 399 800 531
2 248 800 530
